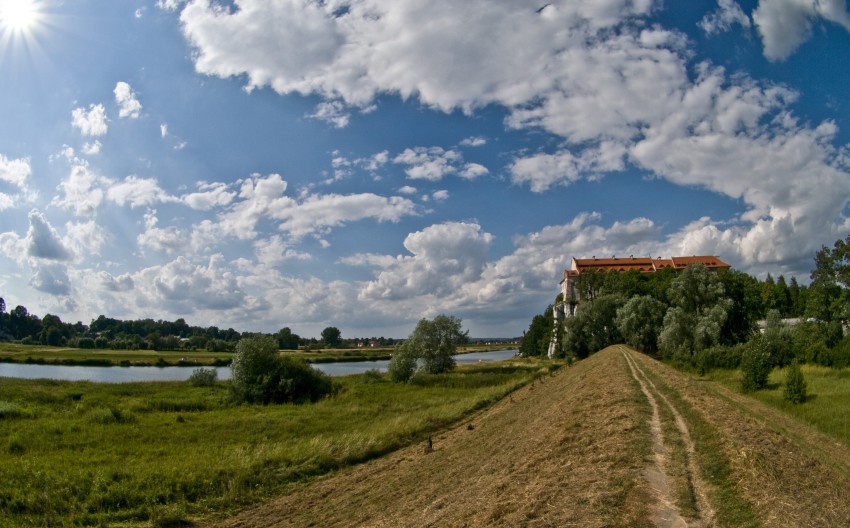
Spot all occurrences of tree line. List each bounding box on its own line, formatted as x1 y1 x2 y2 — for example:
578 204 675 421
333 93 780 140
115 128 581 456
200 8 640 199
0 303 396 352
520 238 850 378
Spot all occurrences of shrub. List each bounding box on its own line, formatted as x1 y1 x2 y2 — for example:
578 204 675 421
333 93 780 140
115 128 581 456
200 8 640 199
7 436 26 455
829 338 850 369
87 407 136 424
694 344 744 374
187 367 218 387
361 368 384 383
0 401 23 419
77 337 96 349
150 504 193 528
783 361 807 404
230 336 334 404
805 341 829 365
388 347 417 383
741 336 772 392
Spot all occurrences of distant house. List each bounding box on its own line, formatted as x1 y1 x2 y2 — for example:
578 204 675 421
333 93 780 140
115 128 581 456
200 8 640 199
547 255 730 358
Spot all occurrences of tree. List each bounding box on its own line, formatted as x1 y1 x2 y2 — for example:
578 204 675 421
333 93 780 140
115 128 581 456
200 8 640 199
716 269 762 344
275 327 300 350
519 309 552 357
321 326 342 348
659 265 731 362
230 336 333 404
741 335 772 392
388 344 418 382
808 236 850 321
774 276 792 316
616 295 666 354
788 276 805 317
388 315 468 382
9 305 40 340
784 360 807 404
763 309 794 366
563 295 624 359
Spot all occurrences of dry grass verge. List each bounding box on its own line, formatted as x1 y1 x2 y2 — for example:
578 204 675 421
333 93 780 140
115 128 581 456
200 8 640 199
206 348 654 527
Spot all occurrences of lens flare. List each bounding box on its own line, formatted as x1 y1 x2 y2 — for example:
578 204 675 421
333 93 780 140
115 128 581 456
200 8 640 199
0 0 40 33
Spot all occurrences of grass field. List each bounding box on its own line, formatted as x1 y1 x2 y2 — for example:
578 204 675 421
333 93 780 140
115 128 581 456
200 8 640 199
708 364 850 446
0 359 548 527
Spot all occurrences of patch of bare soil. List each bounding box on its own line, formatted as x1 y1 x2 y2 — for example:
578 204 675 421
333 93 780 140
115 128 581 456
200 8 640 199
206 349 654 527
621 346 711 527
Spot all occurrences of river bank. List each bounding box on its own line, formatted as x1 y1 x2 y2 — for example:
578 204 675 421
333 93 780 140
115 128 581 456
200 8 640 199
0 342 514 368
0 358 551 526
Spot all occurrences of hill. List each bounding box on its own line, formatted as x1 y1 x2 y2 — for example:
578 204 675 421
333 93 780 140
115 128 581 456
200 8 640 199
207 346 850 527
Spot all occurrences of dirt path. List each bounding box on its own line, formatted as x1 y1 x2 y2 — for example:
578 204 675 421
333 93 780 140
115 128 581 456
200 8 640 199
205 347 850 528
625 349 850 527
621 346 713 527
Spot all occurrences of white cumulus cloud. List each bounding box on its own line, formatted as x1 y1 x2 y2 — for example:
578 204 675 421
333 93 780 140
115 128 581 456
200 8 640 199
25 210 74 261
107 175 175 208
114 81 143 119
699 0 751 34
71 104 108 137
754 0 850 61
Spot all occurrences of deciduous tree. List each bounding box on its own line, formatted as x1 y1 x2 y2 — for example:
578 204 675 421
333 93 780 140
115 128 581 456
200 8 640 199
230 336 333 404
659 265 731 362
321 326 342 348
616 295 665 353
388 315 468 382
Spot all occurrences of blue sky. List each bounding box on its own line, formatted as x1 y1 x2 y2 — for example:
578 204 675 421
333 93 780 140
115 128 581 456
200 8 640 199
1 0 849 338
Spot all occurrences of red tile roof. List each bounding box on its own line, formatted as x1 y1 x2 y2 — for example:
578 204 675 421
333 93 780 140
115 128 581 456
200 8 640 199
670 256 730 269
565 255 729 276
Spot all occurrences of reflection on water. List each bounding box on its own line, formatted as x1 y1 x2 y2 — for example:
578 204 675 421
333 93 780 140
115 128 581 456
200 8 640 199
0 349 518 383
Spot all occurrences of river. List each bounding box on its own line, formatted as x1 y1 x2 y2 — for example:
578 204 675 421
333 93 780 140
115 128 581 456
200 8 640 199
0 349 519 383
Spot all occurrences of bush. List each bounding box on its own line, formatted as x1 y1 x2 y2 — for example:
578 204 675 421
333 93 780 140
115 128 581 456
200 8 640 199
7 436 26 455
230 336 334 404
828 338 850 369
804 341 829 365
783 361 807 404
187 368 218 387
0 401 23 419
741 336 772 392
87 407 136 424
361 368 384 383
77 337 96 349
694 343 744 374
388 346 418 382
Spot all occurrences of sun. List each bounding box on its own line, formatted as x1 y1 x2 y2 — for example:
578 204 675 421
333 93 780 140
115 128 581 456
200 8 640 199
0 0 41 34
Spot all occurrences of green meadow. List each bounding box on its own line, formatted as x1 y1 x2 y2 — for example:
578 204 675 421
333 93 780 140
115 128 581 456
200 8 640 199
709 364 850 446
0 360 550 527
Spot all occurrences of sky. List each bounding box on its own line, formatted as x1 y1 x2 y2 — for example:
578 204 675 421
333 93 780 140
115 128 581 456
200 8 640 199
0 0 849 338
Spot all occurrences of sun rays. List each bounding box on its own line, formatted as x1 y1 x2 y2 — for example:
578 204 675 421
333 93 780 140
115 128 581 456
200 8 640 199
0 0 40 30
0 0 46 55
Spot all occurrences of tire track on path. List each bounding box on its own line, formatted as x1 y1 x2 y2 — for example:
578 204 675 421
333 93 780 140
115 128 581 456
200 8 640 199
620 345 715 528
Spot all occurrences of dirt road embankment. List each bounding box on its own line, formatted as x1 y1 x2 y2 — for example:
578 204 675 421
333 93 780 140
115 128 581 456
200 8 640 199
207 346 850 527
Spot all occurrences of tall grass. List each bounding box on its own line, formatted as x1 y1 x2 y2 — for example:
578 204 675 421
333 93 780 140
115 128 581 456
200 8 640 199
709 365 850 446
0 360 544 526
